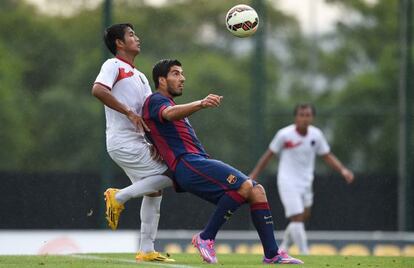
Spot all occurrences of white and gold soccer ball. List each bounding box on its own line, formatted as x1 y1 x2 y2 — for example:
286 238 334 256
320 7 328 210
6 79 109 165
225 4 259 38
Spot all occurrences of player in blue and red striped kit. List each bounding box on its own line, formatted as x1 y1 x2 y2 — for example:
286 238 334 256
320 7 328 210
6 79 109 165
143 59 303 265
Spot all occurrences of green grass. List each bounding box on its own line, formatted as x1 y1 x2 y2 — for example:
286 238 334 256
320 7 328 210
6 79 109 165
0 253 413 268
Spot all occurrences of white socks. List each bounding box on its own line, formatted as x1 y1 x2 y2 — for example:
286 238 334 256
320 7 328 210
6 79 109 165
111 175 171 253
115 175 172 204
281 222 309 255
139 195 162 253
280 225 293 251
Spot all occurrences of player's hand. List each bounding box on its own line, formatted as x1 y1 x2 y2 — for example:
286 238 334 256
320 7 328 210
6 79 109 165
148 143 163 163
126 109 150 133
341 168 354 184
200 94 223 108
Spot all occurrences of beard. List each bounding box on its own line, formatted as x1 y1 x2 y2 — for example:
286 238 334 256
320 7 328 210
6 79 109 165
167 85 183 97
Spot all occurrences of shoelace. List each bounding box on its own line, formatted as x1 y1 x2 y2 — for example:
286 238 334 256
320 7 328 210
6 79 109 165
277 250 291 259
206 240 216 256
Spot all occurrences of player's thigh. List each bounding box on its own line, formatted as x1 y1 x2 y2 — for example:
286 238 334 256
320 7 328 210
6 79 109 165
176 155 248 203
277 184 305 218
108 146 168 183
303 187 313 209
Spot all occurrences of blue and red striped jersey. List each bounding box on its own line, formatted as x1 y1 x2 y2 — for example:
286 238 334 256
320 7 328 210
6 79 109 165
143 92 209 171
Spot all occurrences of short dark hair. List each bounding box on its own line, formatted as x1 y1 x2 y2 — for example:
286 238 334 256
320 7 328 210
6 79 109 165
103 23 134 55
293 103 316 116
152 59 182 88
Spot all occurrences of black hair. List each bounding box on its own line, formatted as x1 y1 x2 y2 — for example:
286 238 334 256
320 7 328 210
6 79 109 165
293 103 316 116
152 59 182 88
103 23 134 55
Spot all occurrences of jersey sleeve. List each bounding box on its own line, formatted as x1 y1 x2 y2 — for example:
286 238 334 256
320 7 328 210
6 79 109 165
140 73 153 98
269 130 284 154
94 59 118 89
316 130 330 155
147 94 172 123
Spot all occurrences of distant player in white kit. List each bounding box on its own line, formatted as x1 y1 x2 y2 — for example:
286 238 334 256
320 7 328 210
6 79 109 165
249 103 354 254
92 23 174 262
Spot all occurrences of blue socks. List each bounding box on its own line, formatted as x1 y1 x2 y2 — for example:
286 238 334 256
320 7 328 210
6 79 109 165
200 191 245 240
250 202 279 258
199 193 279 260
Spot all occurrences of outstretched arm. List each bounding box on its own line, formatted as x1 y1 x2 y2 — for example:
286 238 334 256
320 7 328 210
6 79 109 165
249 149 275 180
92 83 149 132
162 94 223 121
322 153 354 184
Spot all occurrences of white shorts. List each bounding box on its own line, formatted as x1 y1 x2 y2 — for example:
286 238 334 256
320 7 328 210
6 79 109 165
277 182 313 218
108 143 168 183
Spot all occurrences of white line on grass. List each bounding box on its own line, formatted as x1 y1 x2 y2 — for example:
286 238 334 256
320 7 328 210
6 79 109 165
70 254 199 268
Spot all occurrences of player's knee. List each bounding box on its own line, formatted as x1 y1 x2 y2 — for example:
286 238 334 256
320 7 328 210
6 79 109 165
303 208 311 220
253 184 266 195
251 184 267 201
289 213 306 222
237 180 254 199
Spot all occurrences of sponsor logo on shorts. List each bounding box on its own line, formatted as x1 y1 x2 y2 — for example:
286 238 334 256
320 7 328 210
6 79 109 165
227 174 237 184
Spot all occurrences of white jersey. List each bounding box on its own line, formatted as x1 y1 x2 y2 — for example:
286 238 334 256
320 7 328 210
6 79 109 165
269 124 330 188
94 57 152 152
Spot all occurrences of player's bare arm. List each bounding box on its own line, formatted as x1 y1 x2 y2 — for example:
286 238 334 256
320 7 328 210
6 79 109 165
162 94 223 121
249 149 274 180
92 83 149 132
322 153 355 184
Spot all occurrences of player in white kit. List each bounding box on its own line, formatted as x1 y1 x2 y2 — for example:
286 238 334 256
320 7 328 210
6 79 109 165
92 23 174 262
249 103 354 254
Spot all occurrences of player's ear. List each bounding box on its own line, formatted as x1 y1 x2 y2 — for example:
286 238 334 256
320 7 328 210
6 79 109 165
158 77 167 88
115 39 124 50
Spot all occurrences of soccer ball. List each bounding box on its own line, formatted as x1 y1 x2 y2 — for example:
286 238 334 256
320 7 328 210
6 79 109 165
225 4 259 38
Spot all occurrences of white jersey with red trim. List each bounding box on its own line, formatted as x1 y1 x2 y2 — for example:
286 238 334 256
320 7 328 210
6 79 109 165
94 57 152 151
269 124 330 187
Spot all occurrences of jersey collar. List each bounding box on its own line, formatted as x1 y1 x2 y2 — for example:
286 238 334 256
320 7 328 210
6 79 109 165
115 55 135 68
155 91 175 102
295 126 308 136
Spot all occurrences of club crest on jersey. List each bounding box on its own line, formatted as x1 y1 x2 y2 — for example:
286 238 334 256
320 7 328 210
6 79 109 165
227 174 237 184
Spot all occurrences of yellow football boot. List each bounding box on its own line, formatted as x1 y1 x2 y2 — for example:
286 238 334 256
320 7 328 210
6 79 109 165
104 188 125 230
136 251 176 262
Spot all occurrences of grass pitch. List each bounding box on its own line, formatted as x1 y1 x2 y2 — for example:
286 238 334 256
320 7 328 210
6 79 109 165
0 253 413 268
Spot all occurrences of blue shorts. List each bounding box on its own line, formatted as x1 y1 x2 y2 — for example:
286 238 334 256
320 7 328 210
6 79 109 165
174 154 250 204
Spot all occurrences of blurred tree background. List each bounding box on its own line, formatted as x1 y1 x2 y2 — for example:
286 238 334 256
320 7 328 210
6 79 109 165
0 0 404 175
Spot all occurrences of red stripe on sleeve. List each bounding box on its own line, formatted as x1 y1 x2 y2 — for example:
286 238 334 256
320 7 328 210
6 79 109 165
158 105 168 123
93 82 112 91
